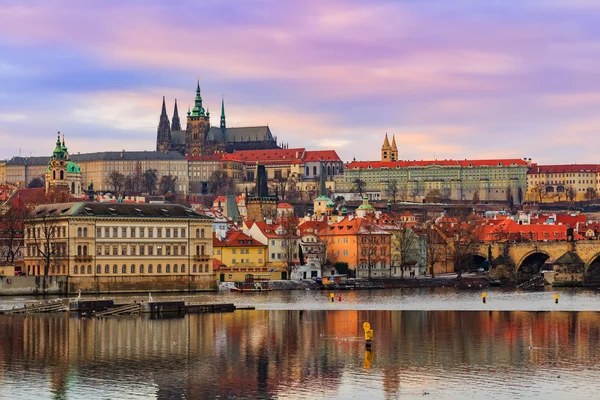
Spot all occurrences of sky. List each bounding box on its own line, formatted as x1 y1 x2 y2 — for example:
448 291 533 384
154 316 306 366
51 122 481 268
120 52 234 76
1 0 600 164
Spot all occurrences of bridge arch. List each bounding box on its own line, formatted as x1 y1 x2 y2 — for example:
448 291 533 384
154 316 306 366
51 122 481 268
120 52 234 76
516 250 552 281
585 253 600 284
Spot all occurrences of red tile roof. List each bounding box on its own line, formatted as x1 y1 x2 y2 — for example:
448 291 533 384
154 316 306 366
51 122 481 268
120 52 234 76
278 203 294 209
186 153 242 162
252 221 282 238
528 164 600 174
347 159 528 170
213 231 266 247
303 150 342 162
480 219 585 242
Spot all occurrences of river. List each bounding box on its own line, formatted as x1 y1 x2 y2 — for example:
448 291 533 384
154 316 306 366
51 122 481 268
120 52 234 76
1 288 600 399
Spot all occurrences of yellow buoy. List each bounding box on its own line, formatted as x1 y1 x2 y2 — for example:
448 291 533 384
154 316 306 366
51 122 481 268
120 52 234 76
554 293 559 304
330 293 335 302
482 292 487 304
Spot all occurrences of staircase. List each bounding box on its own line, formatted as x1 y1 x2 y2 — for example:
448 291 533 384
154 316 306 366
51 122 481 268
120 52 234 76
518 275 546 289
92 303 141 317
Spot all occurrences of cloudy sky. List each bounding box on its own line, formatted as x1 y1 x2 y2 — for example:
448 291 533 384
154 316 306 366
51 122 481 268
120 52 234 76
1 0 599 163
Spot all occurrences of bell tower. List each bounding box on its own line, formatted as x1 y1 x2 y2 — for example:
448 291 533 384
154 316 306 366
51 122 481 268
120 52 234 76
391 135 398 161
381 133 391 162
185 79 211 156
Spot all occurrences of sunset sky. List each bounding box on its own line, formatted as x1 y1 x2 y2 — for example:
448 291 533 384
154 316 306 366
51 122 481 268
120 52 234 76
1 0 599 163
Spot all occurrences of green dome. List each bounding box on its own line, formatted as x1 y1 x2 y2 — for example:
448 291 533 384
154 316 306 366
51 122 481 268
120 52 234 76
357 196 375 211
326 199 335 208
315 195 330 201
67 160 80 173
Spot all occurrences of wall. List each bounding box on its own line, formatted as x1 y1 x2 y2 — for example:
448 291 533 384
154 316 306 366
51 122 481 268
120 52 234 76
68 275 217 294
0 275 68 295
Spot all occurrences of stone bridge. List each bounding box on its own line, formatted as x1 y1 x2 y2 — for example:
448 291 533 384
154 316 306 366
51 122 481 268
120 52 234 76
470 240 600 284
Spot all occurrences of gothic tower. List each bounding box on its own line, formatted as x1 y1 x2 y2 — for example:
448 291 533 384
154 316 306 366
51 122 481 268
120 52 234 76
171 98 181 131
381 133 391 162
185 80 211 156
220 96 226 132
156 96 171 152
390 135 398 161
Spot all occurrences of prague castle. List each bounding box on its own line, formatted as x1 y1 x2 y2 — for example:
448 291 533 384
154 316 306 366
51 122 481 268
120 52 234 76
156 80 280 156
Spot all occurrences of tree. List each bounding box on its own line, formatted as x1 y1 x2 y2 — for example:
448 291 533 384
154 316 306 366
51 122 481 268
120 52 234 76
0 202 27 264
271 178 288 201
26 208 63 276
208 170 235 196
444 212 483 279
357 221 386 279
142 169 159 195
106 171 125 192
440 187 452 203
391 224 419 279
352 178 366 196
567 186 576 202
423 223 444 279
28 176 45 188
159 175 178 195
286 176 300 202
124 162 143 193
424 189 441 203
531 183 547 204
506 185 513 206
280 212 299 277
586 187 597 200
386 180 399 205
472 191 480 204
517 187 523 204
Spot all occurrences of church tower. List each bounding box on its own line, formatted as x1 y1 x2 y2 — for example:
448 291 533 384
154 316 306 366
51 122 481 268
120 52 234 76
171 98 181 131
381 133 391 162
220 96 226 132
46 132 82 197
185 79 211 156
314 161 332 219
156 96 171 152
390 135 398 161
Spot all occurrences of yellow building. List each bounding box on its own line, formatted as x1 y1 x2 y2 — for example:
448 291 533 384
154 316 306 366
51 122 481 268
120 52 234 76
23 202 214 290
213 230 279 282
526 164 600 202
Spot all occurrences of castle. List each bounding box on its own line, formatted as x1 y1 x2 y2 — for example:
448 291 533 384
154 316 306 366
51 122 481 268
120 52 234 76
156 80 280 156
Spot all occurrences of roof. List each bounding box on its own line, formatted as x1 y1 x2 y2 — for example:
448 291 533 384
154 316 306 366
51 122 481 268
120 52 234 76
252 221 282 238
207 126 275 142
303 150 342 162
187 152 243 162
278 203 294 209
528 164 600 174
323 217 391 236
71 151 186 162
29 202 212 219
213 231 266 247
6 156 49 166
479 219 584 241
234 148 305 163
346 159 528 170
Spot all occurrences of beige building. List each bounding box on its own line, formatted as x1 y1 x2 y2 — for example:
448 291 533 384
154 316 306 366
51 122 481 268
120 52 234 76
24 202 213 281
526 164 600 202
5 156 47 186
0 160 6 183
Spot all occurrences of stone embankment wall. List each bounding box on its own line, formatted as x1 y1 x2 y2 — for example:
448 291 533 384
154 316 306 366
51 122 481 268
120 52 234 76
0 275 217 296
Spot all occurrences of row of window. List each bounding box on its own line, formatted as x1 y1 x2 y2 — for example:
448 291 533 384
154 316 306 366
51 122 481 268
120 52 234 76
71 264 211 274
28 244 209 258
94 227 197 239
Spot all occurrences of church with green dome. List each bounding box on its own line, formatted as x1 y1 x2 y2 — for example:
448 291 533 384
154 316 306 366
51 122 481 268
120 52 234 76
45 132 82 197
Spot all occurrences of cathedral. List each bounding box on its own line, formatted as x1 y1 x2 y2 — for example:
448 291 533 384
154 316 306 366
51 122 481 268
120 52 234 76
156 80 280 156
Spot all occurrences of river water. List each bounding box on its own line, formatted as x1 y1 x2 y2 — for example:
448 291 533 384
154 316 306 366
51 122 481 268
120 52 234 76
1 288 600 399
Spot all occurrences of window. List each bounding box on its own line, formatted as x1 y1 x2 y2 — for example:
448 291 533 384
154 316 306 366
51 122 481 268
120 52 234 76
130 227 136 238
131 265 135 273
148 264 153 273
157 264 162 273
258 258 262 264
122 227 127 237
104 246 110 256
113 246 118 256
140 227 145 238
258 249 263 254
205 264 209 273
87 265 92 274
122 246 127 256
181 229 186 238
181 265 185 273
181 245 186 255
174 265 178 273
140 246 145 256
97 246 102 256
166 264 171 273
166 228 171 238
140 265 144 273
271 253 275 259
174 247 179 256
157 228 162 238
166 246 171 256
196 229 200 238
105 265 109 274
130 245 136 256
113 265 117 273
193 264 197 273
113 227 118 237
77 227 82 237
201 229 205 238
157 246 163 256
122 265 127 273
271 240 275 246
343 250 348 256
174 229 178 238
74 265 78 274
232 259 236 264
232 248 237 254
97 228 102 237
148 228 153 238
83 245 88 256
77 245 82 256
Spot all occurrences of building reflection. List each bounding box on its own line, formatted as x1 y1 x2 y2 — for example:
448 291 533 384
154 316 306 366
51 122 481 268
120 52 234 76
0 310 598 398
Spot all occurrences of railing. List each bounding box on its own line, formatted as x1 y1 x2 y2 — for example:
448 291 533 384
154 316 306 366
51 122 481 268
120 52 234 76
193 255 210 262
75 255 93 262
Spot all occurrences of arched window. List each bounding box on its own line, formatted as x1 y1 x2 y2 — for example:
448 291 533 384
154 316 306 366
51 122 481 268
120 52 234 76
113 265 117 273
83 245 88 256
96 265 101 274
87 265 92 274
77 245 82 255
157 264 162 273
181 264 185 273
196 245 200 255
53 170 56 180
140 265 144 273
74 265 78 274
306 166 309 176
313 166 317 176
148 264 153 273
131 265 135 274
201 245 205 256
166 264 171 273
196 229 200 238
174 265 178 273
327 165 331 176
71 182 75 193
205 264 209 273
201 229 205 238
193 264 197 273
83 228 88 237
77 227 82 237
105 265 109 274
59 170 64 180
122 265 126 273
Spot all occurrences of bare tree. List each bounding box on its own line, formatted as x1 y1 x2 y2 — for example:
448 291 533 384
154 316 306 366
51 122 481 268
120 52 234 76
208 170 235 196
531 182 547 204
0 202 27 264
586 187 597 200
440 187 452 203
270 178 288 201
423 223 444 279
159 175 178 195
106 171 125 192
353 178 366 196
143 169 159 195
391 224 419 279
124 162 144 193
386 179 399 205
358 221 387 279
279 212 299 277
27 209 63 276
472 191 480 204
444 211 483 279
425 189 441 203
28 176 45 188
286 176 300 202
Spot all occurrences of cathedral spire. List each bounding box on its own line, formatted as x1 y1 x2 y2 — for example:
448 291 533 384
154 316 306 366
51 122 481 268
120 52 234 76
391 134 398 161
191 78 205 117
171 98 181 131
220 96 226 131
156 96 171 152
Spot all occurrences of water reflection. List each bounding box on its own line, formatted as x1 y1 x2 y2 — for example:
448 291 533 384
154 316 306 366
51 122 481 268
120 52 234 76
0 310 600 399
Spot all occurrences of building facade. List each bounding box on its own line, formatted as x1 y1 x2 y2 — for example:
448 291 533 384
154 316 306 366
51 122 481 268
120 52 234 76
526 164 600 202
23 203 214 285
